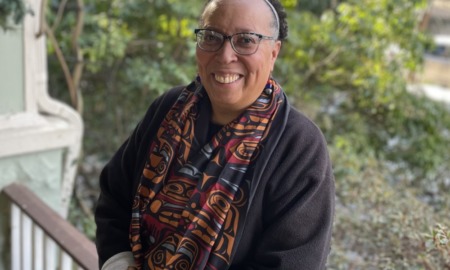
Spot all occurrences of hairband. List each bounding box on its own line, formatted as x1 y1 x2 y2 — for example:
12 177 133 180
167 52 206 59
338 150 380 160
263 0 280 37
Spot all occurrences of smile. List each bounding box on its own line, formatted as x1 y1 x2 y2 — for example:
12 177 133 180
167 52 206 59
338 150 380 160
214 74 241 84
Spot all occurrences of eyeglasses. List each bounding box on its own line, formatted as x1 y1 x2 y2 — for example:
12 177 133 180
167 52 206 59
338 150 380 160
194 29 276 55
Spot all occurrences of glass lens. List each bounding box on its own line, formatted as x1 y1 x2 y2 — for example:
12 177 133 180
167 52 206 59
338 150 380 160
197 30 223 51
232 33 259 54
195 30 262 55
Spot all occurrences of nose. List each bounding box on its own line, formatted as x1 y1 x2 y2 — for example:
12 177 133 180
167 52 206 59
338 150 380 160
215 39 238 63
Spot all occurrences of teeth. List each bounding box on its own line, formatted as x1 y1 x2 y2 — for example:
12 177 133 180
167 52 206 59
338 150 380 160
214 74 240 84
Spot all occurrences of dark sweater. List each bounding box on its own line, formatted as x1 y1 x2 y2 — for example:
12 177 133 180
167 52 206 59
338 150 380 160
95 86 335 270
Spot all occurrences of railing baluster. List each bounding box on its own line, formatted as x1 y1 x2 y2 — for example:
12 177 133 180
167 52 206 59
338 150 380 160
11 204 21 270
34 225 45 270
62 251 74 270
45 236 58 270
22 213 33 270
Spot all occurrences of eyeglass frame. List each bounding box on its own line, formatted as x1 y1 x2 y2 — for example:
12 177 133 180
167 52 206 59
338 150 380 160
194 28 277 55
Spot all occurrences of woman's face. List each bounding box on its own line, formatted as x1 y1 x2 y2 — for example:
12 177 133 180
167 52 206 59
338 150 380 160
196 0 281 123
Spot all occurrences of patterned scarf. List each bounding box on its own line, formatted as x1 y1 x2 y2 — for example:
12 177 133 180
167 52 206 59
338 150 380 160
130 77 283 270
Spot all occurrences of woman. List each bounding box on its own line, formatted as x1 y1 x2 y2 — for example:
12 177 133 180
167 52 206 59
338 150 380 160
95 0 335 269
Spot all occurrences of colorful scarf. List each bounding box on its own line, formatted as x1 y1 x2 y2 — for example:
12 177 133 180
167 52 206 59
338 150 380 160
130 77 283 269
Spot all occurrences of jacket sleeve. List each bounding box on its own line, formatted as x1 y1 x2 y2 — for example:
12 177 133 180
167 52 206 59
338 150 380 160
94 88 182 268
232 112 335 270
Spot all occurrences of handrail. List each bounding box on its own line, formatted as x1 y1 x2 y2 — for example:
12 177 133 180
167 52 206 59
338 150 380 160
2 182 98 270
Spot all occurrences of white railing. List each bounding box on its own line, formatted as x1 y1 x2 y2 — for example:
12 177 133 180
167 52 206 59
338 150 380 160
3 183 98 270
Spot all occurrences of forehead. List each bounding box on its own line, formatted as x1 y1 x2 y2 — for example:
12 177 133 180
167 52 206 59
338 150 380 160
202 0 273 32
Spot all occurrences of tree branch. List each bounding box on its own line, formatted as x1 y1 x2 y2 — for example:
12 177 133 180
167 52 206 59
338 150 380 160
36 0 83 113
51 0 69 32
36 0 47 37
304 48 342 82
71 0 85 114
45 22 78 110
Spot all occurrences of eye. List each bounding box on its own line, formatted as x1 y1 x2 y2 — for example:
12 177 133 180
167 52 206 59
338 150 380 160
202 31 222 44
235 34 258 47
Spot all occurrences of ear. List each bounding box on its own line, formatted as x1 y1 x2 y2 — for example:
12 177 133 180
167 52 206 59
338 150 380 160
270 40 282 71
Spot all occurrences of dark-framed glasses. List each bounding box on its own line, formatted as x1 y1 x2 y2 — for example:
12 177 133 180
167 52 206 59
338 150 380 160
194 28 276 55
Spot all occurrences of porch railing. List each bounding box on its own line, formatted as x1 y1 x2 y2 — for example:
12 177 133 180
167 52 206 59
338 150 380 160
2 183 98 270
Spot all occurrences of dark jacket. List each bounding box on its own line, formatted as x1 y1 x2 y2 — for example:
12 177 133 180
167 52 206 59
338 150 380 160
95 85 335 270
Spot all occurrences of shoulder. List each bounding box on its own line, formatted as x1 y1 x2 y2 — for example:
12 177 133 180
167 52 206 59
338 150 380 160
281 106 329 154
262 103 333 190
260 104 334 215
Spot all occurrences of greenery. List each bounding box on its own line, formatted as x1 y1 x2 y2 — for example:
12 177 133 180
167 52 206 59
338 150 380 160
279 1 450 267
0 0 33 31
0 0 32 31
4 0 450 268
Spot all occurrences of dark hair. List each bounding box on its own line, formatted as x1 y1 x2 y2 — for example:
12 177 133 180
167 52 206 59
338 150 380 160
200 0 288 41
267 0 288 41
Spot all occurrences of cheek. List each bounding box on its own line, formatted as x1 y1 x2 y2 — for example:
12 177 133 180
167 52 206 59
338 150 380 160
244 55 273 78
195 49 211 68
195 51 208 70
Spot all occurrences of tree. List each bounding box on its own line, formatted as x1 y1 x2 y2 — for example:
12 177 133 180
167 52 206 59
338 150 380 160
279 0 449 182
46 0 203 156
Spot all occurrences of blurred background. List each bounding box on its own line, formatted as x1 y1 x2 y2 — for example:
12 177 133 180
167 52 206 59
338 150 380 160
1 0 450 268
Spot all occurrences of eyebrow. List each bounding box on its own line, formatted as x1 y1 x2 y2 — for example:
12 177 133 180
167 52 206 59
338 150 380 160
202 26 258 35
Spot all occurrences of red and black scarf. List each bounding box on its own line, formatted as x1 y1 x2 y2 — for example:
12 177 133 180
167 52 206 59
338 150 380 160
130 77 283 269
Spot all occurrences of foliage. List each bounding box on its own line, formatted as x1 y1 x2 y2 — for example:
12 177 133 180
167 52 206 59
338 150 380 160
278 0 449 183
24 0 450 267
0 0 32 31
47 0 202 157
329 143 450 269
276 1 450 267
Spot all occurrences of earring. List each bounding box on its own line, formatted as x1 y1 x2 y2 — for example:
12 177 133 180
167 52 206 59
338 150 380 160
264 88 273 95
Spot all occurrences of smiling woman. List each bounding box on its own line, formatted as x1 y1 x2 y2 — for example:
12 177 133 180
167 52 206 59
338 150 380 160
196 0 282 125
94 1 335 270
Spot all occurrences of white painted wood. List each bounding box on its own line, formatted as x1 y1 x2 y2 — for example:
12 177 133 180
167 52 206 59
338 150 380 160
61 252 73 270
34 226 45 270
11 204 21 270
22 0 38 113
0 116 78 158
2 0 84 265
45 236 58 270
22 213 33 270
0 112 49 130
20 0 83 218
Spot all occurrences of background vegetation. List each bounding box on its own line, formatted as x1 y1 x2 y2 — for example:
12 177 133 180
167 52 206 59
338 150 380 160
4 0 450 268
